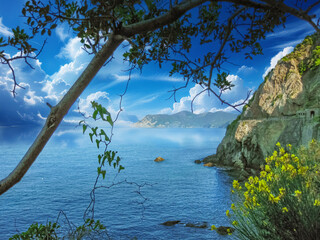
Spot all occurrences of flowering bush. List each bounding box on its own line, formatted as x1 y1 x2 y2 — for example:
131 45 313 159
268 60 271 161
225 140 320 239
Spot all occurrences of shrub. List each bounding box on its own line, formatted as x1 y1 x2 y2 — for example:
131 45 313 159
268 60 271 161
225 140 320 240
10 222 59 240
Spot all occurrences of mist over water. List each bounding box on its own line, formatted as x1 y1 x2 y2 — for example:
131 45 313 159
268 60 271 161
0 127 235 239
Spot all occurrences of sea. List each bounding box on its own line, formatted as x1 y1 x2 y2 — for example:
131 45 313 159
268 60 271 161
0 126 235 240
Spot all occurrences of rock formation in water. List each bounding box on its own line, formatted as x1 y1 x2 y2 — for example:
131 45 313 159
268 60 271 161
134 111 237 128
205 33 320 172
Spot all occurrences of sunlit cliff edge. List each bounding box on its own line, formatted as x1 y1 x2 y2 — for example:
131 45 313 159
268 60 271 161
205 33 320 175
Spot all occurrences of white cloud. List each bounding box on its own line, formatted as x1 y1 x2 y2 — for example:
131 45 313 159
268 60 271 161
24 89 44 105
237 65 255 75
0 17 12 37
160 75 249 114
77 91 110 116
262 46 294 79
57 37 85 60
55 23 70 42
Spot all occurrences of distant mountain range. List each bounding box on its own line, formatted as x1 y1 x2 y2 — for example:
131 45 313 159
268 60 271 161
134 111 238 128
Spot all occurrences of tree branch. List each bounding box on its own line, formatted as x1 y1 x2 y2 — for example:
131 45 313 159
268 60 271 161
0 34 123 195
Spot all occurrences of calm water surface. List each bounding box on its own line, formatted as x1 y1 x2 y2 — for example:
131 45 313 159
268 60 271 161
0 127 235 239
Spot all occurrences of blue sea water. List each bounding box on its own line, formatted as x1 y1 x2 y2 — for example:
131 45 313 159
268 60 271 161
0 127 235 240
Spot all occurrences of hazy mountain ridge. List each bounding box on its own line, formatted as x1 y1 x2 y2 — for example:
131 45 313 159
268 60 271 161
134 111 237 128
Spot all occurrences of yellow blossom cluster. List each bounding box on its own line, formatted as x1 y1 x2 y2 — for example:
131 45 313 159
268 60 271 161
227 140 320 239
228 141 320 221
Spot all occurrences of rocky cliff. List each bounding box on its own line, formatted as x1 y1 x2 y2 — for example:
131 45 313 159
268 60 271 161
205 33 320 172
134 111 237 128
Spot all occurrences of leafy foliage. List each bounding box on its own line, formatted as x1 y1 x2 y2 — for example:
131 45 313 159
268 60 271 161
9 222 59 240
226 141 320 239
80 101 124 179
16 0 306 110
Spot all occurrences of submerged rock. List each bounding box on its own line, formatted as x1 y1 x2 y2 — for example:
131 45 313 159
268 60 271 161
154 157 165 162
194 160 202 164
185 222 208 229
216 226 235 235
160 220 181 226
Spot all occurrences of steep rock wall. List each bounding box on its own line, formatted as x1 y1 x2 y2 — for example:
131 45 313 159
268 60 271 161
206 34 320 171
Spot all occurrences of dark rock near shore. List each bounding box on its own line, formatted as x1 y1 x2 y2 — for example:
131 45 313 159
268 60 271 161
194 160 202 164
154 157 165 162
185 222 208 229
160 220 181 226
216 226 235 235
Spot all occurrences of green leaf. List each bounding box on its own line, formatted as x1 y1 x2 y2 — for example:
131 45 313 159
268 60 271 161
96 139 100 149
89 133 93 143
107 115 113 126
119 165 125 173
92 110 98 120
101 170 106 179
82 124 87 134
50 23 57 29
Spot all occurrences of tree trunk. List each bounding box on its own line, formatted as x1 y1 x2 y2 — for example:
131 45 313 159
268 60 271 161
0 0 209 195
0 35 123 195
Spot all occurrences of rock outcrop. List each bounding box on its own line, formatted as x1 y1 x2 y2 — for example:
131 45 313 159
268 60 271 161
206 33 320 170
154 157 165 162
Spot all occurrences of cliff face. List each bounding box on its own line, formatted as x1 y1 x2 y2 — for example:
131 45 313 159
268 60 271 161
134 111 237 128
207 34 320 170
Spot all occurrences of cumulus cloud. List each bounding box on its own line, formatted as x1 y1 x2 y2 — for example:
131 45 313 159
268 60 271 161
57 37 85 60
262 46 294 79
55 23 70 42
77 91 110 116
160 74 249 114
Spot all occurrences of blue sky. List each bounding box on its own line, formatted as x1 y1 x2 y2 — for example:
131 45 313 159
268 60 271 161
0 0 319 128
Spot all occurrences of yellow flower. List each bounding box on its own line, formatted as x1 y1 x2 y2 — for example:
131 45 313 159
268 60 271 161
276 142 281 147
290 169 297 178
298 166 308 176
260 171 267 178
282 207 289 213
279 188 285 197
273 151 278 157
232 180 240 190
314 199 320 206
211 225 217 230
227 228 232 235
248 176 254 184
268 194 280 203
294 190 302 200
267 172 273 182
231 203 236 210
306 181 310 188
265 165 271 172
226 210 231 217
287 144 292 150
232 220 238 226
